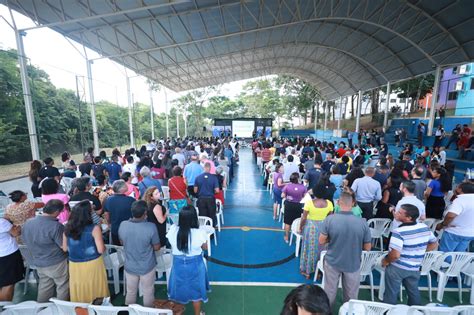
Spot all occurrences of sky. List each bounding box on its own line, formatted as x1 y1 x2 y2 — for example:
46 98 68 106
0 4 256 115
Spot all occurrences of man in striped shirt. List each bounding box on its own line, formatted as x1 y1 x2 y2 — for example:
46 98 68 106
382 204 438 305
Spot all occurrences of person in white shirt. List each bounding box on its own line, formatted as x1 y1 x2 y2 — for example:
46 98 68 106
351 167 382 219
283 155 300 182
0 218 23 301
172 147 186 168
438 146 447 166
122 156 138 184
391 180 426 231
166 206 209 314
437 182 474 252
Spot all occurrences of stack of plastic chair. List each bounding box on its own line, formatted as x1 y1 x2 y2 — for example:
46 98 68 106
289 218 302 257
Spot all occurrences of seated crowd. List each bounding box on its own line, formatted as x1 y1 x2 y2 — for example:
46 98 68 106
0 137 238 315
253 135 474 310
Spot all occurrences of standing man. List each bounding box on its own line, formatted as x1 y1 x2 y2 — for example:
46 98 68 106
22 200 69 302
417 122 425 146
194 162 220 226
411 166 427 201
183 153 204 198
382 204 438 305
446 124 462 150
319 192 372 309
119 200 161 307
391 181 426 231
351 167 382 220
105 155 122 185
437 182 474 252
103 180 135 245
347 130 353 147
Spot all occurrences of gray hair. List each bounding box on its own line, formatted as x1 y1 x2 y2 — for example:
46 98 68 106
112 179 128 194
140 166 151 177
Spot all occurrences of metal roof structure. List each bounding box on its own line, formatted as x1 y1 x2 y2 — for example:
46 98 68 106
6 0 474 101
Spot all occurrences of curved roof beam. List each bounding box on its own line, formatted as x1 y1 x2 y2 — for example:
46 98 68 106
151 55 360 93
163 63 347 99
403 1 469 60
136 43 378 88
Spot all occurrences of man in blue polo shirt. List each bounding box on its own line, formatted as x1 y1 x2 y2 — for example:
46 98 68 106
184 153 204 198
194 162 219 227
106 155 122 184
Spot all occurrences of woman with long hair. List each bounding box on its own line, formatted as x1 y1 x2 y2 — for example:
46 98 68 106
425 167 451 219
142 187 167 246
62 201 109 302
299 185 333 279
167 206 209 315
375 176 403 219
29 160 42 198
41 178 70 224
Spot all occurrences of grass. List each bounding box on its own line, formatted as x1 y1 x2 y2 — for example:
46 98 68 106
0 148 116 182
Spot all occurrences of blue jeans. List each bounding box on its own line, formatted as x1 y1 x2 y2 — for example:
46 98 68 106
383 264 420 306
439 231 474 252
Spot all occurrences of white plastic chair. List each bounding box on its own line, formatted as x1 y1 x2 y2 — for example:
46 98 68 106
88 305 129 315
18 244 40 295
161 186 170 208
420 251 445 302
367 218 391 250
432 252 474 303
50 298 89 315
198 216 217 256
155 248 173 288
216 199 224 232
461 259 474 305
359 251 384 301
407 305 456 314
289 218 302 257
267 172 274 192
314 250 327 284
103 245 126 295
3 301 54 315
128 304 172 315
338 299 393 315
60 177 74 195
278 198 286 227
423 218 441 232
453 305 474 315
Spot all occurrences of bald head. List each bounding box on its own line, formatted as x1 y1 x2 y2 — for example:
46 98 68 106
365 167 375 177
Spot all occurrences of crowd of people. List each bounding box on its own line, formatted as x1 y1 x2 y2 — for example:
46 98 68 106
1 127 473 313
0 137 240 315
252 132 474 309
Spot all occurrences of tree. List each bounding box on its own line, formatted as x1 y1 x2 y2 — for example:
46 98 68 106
391 75 434 112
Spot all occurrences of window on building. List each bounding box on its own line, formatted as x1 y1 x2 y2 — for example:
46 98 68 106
471 78 474 90
448 91 458 101
453 66 458 74
399 98 406 102
390 99 397 103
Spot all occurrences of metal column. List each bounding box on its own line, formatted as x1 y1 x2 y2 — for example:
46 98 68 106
176 109 180 138
383 82 391 129
313 101 318 136
15 30 40 160
149 86 155 140
337 96 342 130
86 60 100 155
183 114 188 138
355 91 362 132
323 101 328 133
126 76 135 148
428 66 442 136
164 88 169 138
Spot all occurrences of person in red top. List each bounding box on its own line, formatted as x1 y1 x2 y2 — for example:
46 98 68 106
168 166 189 214
336 144 347 159
462 124 472 136
261 144 272 165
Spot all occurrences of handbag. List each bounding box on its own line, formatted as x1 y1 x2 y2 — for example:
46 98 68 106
153 299 185 315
